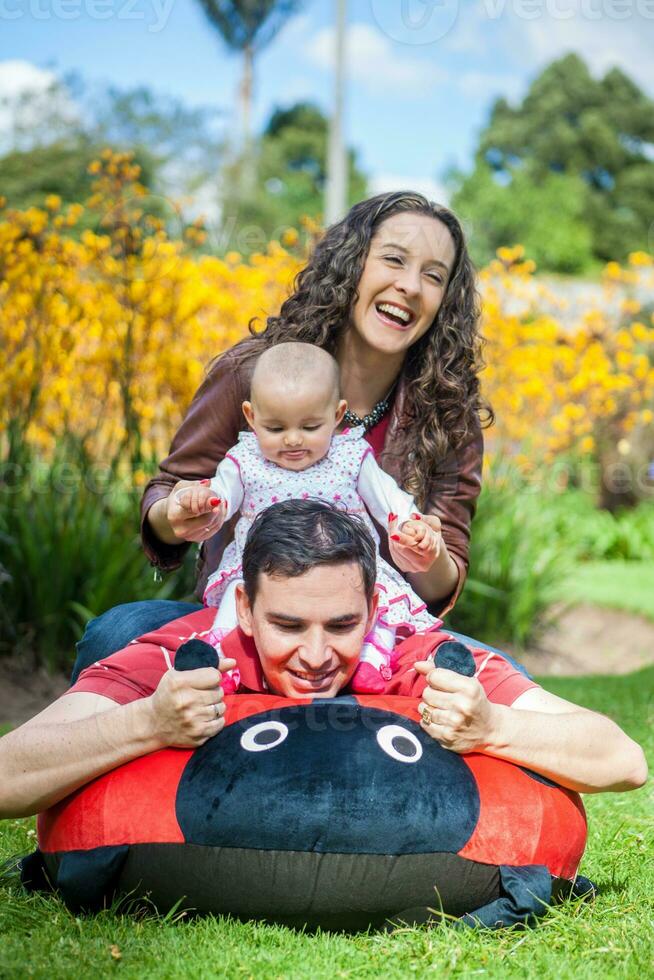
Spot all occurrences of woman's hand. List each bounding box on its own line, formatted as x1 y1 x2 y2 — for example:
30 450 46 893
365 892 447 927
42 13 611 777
414 660 496 754
148 656 237 748
387 512 442 574
167 479 228 543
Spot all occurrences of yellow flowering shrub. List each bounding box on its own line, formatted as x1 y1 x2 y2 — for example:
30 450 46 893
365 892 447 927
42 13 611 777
480 246 654 472
1 158 653 484
0 152 303 472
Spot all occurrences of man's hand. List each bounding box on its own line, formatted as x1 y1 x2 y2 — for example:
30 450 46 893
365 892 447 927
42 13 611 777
167 480 228 543
388 513 442 574
415 660 495 754
148 656 236 748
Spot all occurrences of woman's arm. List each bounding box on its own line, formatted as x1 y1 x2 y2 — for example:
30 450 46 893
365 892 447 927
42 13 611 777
149 457 245 546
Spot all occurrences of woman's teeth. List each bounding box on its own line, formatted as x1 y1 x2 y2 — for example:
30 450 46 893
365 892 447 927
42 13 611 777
376 303 412 325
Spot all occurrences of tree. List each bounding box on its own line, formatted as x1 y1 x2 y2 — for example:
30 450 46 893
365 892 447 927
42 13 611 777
219 101 368 253
195 0 303 193
0 80 222 218
0 140 157 217
453 54 654 267
90 84 223 196
449 165 593 274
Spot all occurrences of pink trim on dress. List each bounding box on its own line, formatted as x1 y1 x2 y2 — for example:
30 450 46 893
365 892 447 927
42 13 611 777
203 563 243 602
387 592 428 615
364 634 396 657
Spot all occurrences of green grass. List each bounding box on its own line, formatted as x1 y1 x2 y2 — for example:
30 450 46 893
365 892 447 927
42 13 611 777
1 669 653 979
561 562 654 622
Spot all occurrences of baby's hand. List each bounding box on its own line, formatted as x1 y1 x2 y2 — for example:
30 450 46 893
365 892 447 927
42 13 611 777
169 480 228 542
388 512 442 574
174 480 222 517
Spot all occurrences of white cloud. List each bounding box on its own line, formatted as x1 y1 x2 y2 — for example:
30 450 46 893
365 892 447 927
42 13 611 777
304 22 448 93
0 60 78 144
369 172 449 204
518 15 654 91
444 2 654 95
0 60 57 99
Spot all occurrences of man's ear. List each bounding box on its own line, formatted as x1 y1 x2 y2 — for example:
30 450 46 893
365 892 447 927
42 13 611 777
242 401 255 429
365 587 380 636
235 581 255 636
335 399 348 427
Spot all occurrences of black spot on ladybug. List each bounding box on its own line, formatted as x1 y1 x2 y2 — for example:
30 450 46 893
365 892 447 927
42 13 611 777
175 640 218 672
435 641 476 677
176 704 479 855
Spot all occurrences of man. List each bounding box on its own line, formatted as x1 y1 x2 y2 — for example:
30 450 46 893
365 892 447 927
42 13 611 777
0 500 647 820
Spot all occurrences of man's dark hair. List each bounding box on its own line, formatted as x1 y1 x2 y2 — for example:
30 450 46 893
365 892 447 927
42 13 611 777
242 499 377 605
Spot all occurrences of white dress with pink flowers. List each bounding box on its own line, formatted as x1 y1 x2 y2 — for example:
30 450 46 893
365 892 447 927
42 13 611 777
203 426 441 640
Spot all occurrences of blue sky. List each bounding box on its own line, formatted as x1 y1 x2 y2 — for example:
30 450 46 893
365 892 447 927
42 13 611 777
2 0 653 199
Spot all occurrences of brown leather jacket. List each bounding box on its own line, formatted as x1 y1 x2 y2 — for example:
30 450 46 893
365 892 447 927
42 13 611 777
140 341 484 617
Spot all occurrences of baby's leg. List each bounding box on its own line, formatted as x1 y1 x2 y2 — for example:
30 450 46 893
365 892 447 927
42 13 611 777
350 621 397 693
206 579 241 693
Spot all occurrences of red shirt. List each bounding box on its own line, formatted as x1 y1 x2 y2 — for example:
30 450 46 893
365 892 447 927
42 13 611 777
68 608 537 708
363 414 390 458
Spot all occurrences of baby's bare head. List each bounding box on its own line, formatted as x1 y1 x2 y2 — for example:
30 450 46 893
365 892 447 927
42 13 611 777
250 342 340 410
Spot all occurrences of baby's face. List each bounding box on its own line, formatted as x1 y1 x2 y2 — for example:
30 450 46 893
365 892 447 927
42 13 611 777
243 382 346 472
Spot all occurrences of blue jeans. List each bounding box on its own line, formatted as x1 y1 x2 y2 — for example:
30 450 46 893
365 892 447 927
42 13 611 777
71 600 533 684
70 600 203 683
445 631 533 681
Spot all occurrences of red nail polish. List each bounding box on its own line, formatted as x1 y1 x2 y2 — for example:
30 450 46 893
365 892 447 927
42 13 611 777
200 479 210 485
412 512 422 520
388 512 397 522
209 497 220 506
391 534 401 541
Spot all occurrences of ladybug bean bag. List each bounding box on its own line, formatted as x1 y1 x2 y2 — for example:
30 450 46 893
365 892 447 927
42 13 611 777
23 641 591 930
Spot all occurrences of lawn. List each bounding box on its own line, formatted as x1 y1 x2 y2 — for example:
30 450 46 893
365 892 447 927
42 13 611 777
0 668 652 979
563 562 654 622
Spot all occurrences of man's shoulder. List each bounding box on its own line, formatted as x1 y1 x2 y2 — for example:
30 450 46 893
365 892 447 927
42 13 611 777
68 609 217 705
388 631 538 706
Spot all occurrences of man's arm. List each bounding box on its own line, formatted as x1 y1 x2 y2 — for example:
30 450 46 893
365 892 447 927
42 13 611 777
416 663 648 794
0 661 233 819
485 686 648 794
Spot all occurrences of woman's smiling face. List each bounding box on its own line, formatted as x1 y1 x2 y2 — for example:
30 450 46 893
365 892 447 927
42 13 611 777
349 212 457 358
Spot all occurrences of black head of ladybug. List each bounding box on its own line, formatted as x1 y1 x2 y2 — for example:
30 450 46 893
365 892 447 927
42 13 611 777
175 700 480 856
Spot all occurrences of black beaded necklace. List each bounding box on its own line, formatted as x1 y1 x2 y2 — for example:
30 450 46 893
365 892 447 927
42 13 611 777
342 381 397 432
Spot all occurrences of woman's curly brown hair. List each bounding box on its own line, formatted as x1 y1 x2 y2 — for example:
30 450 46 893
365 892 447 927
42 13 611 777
239 191 493 509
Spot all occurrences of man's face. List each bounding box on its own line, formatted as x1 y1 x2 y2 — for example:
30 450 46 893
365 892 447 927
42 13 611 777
235 563 378 699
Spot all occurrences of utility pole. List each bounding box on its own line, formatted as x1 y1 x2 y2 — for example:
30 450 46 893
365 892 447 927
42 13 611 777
325 0 347 226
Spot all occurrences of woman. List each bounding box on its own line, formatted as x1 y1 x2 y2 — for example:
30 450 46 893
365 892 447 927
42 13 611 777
73 191 495 680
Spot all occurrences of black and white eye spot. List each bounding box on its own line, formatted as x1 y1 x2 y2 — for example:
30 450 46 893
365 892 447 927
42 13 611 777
240 721 289 753
376 724 423 764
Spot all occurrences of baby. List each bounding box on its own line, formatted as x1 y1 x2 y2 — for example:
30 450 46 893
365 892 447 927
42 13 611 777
175 342 442 693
